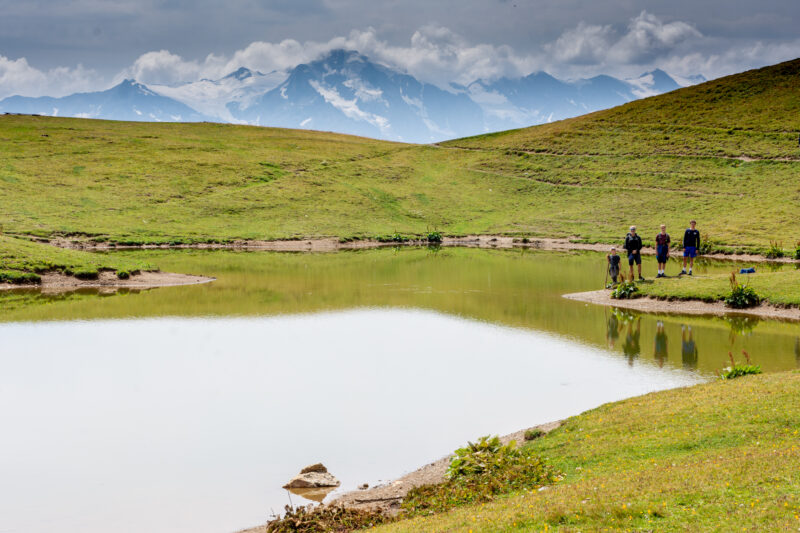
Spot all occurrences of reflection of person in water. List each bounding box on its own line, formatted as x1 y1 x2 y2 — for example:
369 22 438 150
654 321 668 367
795 337 800 368
607 311 621 348
682 325 698 370
622 316 641 366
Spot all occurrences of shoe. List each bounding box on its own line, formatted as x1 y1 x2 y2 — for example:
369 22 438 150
688 271 693 276
680 269 686 275
639 276 645 281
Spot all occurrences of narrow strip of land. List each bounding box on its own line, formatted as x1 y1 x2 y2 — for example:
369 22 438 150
0 271 215 292
564 289 800 321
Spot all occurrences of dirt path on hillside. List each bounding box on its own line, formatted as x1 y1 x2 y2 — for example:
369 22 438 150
0 271 215 292
33 235 799 264
564 290 800 321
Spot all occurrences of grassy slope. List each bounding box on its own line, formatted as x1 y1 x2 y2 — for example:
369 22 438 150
639 268 800 307
0 234 153 280
377 371 800 532
0 59 799 251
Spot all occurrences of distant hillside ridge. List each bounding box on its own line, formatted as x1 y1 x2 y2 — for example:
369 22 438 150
443 58 800 159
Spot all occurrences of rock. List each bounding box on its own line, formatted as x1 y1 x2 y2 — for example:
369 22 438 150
283 471 340 489
300 463 328 474
358 483 369 490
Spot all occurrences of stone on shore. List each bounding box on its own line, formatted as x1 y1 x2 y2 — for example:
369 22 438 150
283 463 340 489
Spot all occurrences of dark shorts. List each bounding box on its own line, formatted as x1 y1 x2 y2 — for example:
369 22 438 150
627 252 641 265
657 245 669 263
684 246 697 258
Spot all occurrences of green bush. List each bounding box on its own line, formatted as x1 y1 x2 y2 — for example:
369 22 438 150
720 351 762 379
72 269 99 280
426 231 443 243
265 504 390 532
402 436 559 516
794 241 800 260
524 428 545 441
116 270 131 280
724 272 760 308
611 278 639 299
765 240 785 259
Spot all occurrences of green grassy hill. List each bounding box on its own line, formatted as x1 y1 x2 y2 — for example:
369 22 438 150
375 371 800 532
1 59 799 260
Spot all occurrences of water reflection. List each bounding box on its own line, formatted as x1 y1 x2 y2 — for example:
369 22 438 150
654 321 668 367
621 313 641 366
681 325 699 370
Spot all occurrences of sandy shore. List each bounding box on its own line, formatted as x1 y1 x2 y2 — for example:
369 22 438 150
564 289 800 321
0 270 215 292
39 235 800 264
238 420 562 533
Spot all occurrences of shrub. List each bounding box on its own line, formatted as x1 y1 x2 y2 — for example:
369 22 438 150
720 351 762 380
524 428 545 441
426 231 443 243
765 240 785 259
265 504 390 532
402 436 559 516
794 241 800 260
72 269 99 280
116 270 131 280
611 274 639 299
698 234 717 255
724 272 760 308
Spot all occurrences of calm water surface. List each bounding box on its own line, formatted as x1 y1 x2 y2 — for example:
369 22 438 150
1 247 798 533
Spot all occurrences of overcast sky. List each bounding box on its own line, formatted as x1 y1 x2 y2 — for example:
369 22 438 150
1 0 799 98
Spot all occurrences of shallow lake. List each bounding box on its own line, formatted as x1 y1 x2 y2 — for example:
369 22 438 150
1 247 798 533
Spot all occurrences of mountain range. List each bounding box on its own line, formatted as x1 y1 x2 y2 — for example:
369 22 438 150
0 50 704 143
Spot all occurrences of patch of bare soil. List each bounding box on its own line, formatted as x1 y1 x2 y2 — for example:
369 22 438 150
0 271 214 292
40 235 798 264
564 290 800 321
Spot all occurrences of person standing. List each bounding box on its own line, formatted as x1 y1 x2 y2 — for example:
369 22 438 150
607 246 621 285
655 224 671 278
681 220 701 275
624 225 644 281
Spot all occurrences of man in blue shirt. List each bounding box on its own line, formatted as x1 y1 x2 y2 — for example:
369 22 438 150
681 220 701 275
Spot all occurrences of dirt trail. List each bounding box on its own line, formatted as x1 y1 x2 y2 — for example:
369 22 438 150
564 290 800 321
0 271 214 292
30 234 799 264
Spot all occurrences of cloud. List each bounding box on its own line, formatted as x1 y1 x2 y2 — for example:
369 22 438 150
0 55 99 99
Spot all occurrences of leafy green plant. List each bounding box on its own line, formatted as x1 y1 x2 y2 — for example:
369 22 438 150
265 504 390 532
611 274 639 299
766 240 785 259
116 270 131 280
426 231 443 243
698 234 717 255
720 351 762 380
524 428 545 441
402 435 559 516
794 241 800 260
724 272 760 308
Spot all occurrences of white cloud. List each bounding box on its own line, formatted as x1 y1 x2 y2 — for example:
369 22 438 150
0 55 99 99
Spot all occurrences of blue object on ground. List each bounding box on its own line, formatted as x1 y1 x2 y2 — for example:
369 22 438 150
739 267 756 274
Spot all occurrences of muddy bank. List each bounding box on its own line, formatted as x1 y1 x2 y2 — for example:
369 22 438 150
0 271 215 292
238 421 562 533
36 235 800 263
564 289 800 321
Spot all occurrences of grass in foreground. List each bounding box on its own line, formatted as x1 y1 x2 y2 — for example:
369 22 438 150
638 268 800 307
376 371 800 532
0 234 154 282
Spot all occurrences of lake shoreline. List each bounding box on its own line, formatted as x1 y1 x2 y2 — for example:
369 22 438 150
564 289 800 321
0 270 215 292
238 420 564 533
24 234 800 264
